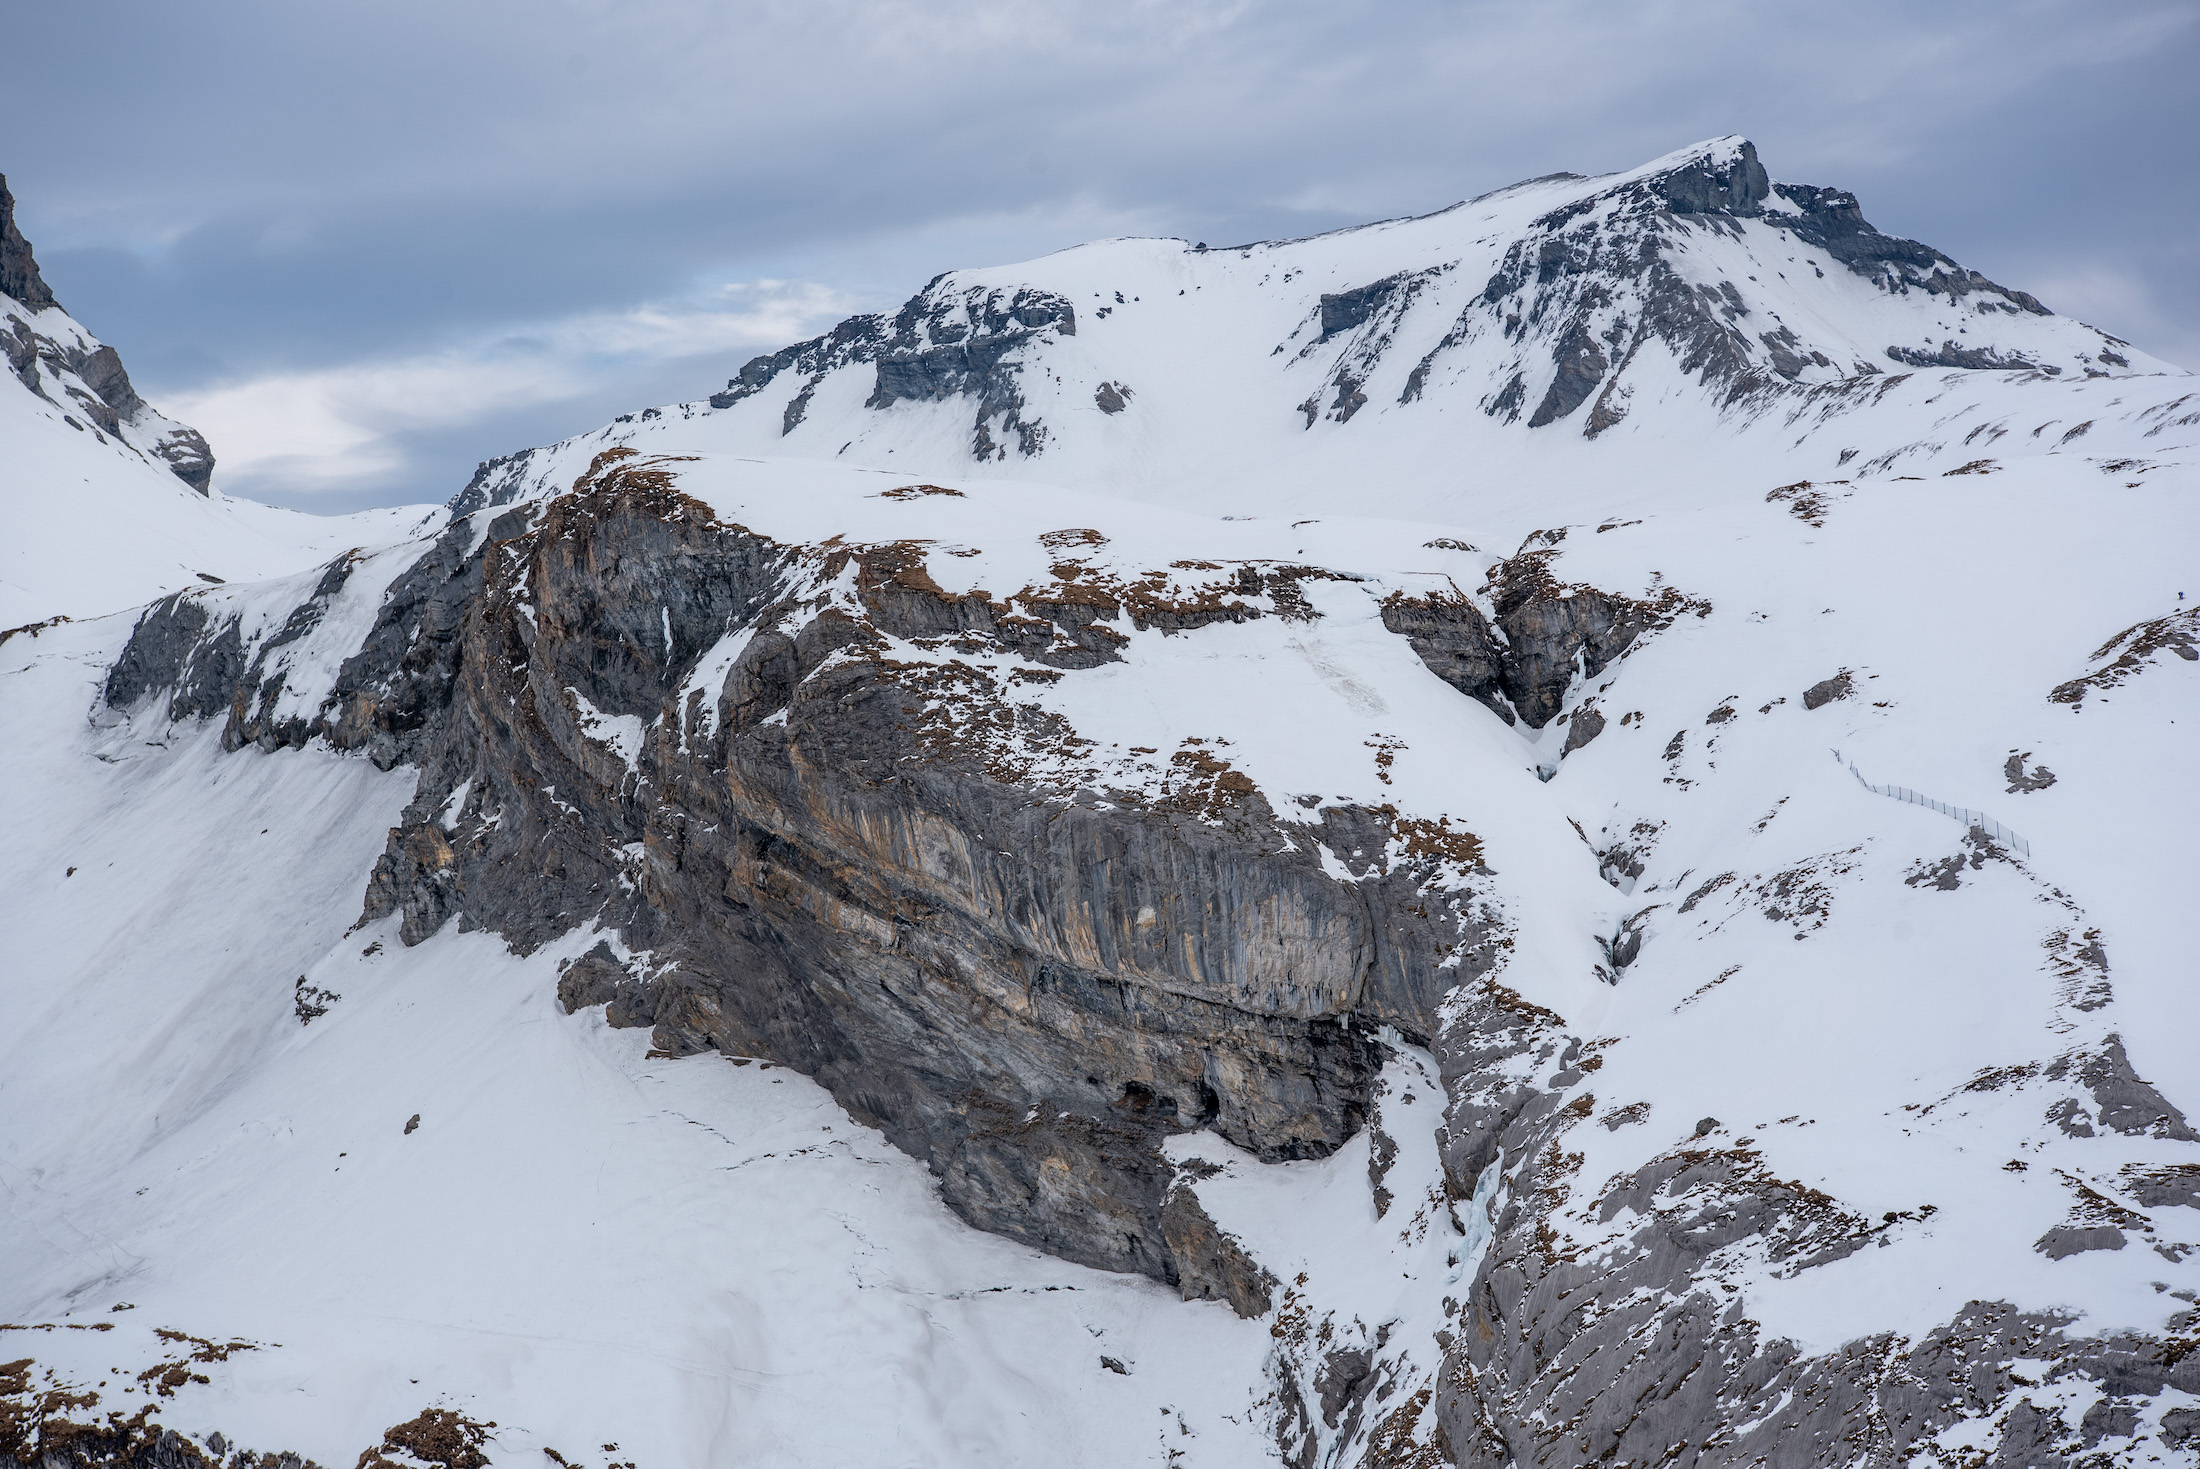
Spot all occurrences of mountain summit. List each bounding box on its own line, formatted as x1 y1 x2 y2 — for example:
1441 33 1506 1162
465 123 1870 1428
453 137 2175 521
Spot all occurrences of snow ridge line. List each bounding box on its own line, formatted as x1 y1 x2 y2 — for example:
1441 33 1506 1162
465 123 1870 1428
1836 750 2031 858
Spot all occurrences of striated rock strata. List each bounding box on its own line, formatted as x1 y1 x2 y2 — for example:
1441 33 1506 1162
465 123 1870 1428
106 450 1514 1298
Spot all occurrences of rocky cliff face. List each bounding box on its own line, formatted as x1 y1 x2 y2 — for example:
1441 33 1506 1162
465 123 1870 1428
1381 527 1706 731
96 415 2200 1466
111 448 1648 1297
0 174 59 314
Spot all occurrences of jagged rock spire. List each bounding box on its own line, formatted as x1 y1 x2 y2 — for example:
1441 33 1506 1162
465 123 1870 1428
0 173 61 312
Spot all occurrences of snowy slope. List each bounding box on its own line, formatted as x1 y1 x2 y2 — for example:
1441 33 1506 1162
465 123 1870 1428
0 176 439 628
3 139 2197 1467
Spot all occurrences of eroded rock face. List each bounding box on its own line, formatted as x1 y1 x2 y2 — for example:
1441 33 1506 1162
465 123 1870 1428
1331 139 2082 444
0 173 59 313
1425 985 2200 1469
713 281 1078 462
109 450 1501 1300
1380 531 1707 729
1380 591 1512 724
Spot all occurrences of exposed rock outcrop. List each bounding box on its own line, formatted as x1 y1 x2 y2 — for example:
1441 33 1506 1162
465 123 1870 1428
1425 988 2200 1469
711 281 1076 462
0 174 59 313
2051 607 2199 708
1380 531 1708 729
106 450 1503 1301
1337 140 2093 441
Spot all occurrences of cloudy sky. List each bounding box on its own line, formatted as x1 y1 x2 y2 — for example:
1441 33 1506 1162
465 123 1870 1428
6 0 2196 512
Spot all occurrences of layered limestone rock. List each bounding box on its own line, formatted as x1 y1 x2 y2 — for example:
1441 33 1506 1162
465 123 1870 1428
103 449 2200 1463
106 450 1507 1300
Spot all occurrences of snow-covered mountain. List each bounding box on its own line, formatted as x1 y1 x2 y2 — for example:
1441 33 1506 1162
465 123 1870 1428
4 139 2197 1469
450 137 2178 525
0 176 433 628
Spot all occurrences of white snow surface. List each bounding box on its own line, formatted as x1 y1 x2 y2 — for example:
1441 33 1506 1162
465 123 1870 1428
4 136 2198 1464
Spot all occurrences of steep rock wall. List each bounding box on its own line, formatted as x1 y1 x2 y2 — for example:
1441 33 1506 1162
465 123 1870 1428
108 451 1506 1300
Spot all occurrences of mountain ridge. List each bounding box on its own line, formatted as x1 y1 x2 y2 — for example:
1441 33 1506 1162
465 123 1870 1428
448 137 2180 527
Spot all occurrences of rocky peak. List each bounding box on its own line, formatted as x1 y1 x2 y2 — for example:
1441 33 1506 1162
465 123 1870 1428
1 173 217 494
0 172 61 312
1641 135 1772 216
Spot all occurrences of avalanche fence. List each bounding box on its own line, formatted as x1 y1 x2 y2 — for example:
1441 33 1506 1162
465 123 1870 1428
1836 752 2032 859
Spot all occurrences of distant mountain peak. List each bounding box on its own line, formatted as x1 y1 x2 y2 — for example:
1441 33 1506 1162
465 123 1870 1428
445 135 2181 527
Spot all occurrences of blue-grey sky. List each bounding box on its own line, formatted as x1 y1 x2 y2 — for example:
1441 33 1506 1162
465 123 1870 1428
5 0 2195 512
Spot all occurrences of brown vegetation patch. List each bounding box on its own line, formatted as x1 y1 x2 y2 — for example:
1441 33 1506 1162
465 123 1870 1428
855 539 955 602
1160 741 1260 818
1479 979 1563 1031
555 447 709 526
1601 1101 1652 1131
357 1408 495 1469
1 1326 270 1465
1765 479 1854 527
1389 813 1484 869
1766 480 1835 526
875 656 1096 788
1365 736 1405 785
0 613 72 647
